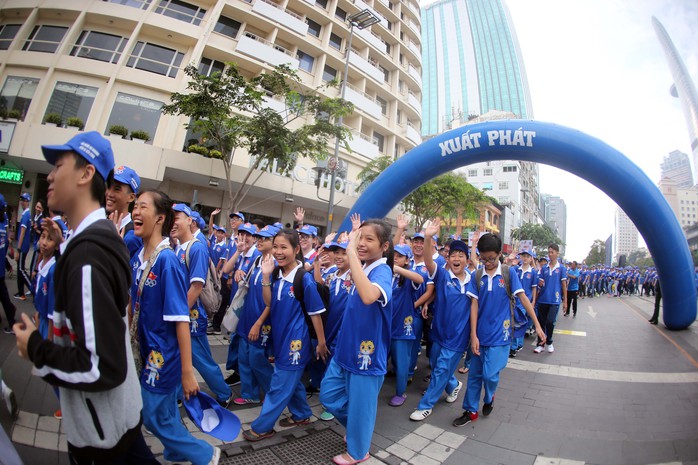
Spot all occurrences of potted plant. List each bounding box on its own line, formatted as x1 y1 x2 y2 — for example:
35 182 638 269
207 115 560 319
0 108 7 120
108 124 128 139
8 109 21 121
209 149 224 160
43 113 62 126
130 129 150 143
187 144 209 156
66 117 84 130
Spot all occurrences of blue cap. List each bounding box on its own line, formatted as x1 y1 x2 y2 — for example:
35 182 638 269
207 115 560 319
449 234 461 240
172 203 192 217
0 194 6 209
183 391 241 442
449 240 468 255
229 211 245 221
273 222 283 229
394 243 413 258
41 131 114 181
539 255 549 262
412 232 425 240
329 241 348 250
518 248 535 258
19 193 31 202
299 224 318 237
112 165 140 193
213 224 226 232
238 222 258 235
254 225 279 238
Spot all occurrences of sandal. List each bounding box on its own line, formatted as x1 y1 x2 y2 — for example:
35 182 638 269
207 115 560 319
458 367 469 374
242 428 276 442
279 416 310 427
332 452 370 464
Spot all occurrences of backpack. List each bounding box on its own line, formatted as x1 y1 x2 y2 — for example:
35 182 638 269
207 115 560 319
185 238 222 316
475 264 516 333
292 267 330 340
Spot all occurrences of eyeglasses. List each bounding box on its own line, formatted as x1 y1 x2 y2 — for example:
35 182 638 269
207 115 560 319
480 256 499 264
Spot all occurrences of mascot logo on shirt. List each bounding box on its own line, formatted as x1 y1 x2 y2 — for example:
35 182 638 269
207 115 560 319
145 350 164 387
503 319 511 342
42 282 48 296
289 339 302 365
190 308 199 333
260 325 271 347
144 271 157 287
404 316 413 336
358 340 375 370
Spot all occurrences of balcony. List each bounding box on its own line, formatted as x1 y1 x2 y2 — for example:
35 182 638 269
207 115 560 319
408 64 422 86
236 33 299 68
344 84 381 119
348 131 379 159
405 122 421 145
252 0 308 36
406 19 420 35
355 26 387 53
348 51 384 83
407 91 421 114
353 0 384 26
408 40 420 56
262 94 285 113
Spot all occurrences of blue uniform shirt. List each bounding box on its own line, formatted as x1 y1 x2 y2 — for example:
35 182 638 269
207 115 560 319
468 264 524 347
131 241 190 394
0 218 9 279
512 265 537 332
430 267 475 353
19 208 31 253
567 268 580 291
175 239 209 337
236 257 271 349
334 258 392 376
537 261 567 305
270 264 325 370
390 274 419 340
325 269 351 350
34 256 56 339
230 246 261 302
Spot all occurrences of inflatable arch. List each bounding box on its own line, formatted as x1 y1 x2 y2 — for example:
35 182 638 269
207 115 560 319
338 120 696 330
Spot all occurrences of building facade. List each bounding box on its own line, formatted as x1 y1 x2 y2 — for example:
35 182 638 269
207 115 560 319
613 207 638 263
659 176 698 230
539 193 567 252
0 0 422 235
660 149 694 189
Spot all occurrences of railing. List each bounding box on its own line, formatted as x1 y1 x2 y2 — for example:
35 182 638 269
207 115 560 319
154 2 205 25
127 53 182 77
345 82 379 104
71 43 123 64
103 0 151 10
243 32 294 57
255 0 303 21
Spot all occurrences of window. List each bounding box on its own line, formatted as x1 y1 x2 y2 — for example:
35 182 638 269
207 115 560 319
482 182 493 191
316 0 328 9
0 24 21 50
373 131 384 152
503 165 517 172
214 15 241 39
468 169 477 177
322 64 337 82
22 25 68 53
306 18 321 38
106 92 164 141
0 76 40 120
498 181 508 190
71 30 128 64
155 0 206 25
102 0 152 9
198 57 225 77
296 50 314 73
44 82 98 124
379 65 390 83
376 95 387 115
126 41 184 78
396 109 402 124
334 6 346 20
329 32 342 50
483 168 493 176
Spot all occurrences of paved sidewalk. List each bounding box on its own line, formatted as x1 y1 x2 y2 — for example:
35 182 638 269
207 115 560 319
1 280 697 465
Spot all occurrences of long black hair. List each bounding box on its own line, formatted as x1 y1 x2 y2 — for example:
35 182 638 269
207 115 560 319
360 218 394 271
273 227 305 264
136 189 174 237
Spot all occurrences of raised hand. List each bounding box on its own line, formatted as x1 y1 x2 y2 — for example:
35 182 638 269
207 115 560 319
350 213 361 232
425 218 441 237
211 208 221 217
260 253 275 276
41 217 64 245
294 207 305 224
396 214 409 230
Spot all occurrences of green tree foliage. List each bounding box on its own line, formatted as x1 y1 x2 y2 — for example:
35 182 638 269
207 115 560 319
583 239 606 265
163 63 354 212
357 155 488 229
511 223 564 258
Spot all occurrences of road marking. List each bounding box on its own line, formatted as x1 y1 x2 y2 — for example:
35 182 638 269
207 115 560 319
587 305 597 318
553 329 586 336
507 359 698 383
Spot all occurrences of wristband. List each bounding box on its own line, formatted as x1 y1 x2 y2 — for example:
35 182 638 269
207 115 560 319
261 282 272 287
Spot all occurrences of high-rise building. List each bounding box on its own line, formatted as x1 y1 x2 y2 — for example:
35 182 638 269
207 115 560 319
539 193 567 251
613 207 639 263
660 150 694 188
0 0 422 235
420 0 533 136
659 176 698 230
653 16 698 184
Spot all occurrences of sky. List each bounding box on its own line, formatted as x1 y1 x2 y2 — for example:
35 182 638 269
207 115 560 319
501 0 698 259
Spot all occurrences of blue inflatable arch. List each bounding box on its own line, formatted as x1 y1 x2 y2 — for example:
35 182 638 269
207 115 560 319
338 120 696 330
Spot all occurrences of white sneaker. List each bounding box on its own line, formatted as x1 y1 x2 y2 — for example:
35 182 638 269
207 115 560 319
208 446 221 465
445 380 463 403
547 344 554 353
409 409 432 421
533 345 544 354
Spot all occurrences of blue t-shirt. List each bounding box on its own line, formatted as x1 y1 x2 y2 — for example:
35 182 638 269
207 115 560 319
537 262 567 304
0 218 9 279
210 240 229 267
512 265 537 332
236 256 271 349
175 239 209 337
230 246 261 302
468 265 524 347
567 268 580 291
325 269 351 350
270 264 325 371
390 274 419 340
19 208 31 253
131 243 190 394
34 256 56 339
334 258 392 376
430 267 475 352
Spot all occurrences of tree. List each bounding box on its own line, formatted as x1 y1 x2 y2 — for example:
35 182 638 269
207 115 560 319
358 156 488 230
628 248 649 265
583 239 606 265
511 223 563 257
163 63 354 212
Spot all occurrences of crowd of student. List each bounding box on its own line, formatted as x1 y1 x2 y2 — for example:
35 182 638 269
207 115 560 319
0 131 671 465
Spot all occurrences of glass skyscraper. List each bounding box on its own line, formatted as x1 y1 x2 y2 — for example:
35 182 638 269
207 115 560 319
421 0 532 136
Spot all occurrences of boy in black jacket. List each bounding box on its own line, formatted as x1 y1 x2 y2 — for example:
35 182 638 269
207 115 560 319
14 132 158 464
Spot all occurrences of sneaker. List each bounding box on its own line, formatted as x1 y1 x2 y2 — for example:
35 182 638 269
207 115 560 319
452 410 478 427
319 410 335 421
207 327 222 335
233 397 261 406
389 394 407 407
1 382 18 419
483 395 494 416
225 371 241 386
13 294 25 301
445 380 463 403
547 344 554 353
533 345 544 354
208 446 221 465
218 394 234 408
24 290 31 296
3 327 14 335
409 409 432 421
509 349 517 358
54 409 62 419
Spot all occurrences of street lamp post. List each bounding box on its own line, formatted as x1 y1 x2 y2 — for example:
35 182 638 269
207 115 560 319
325 9 380 235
